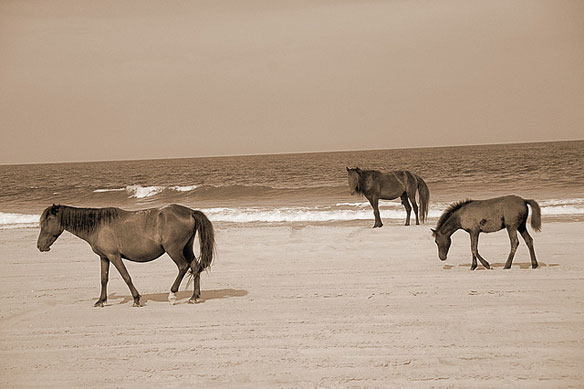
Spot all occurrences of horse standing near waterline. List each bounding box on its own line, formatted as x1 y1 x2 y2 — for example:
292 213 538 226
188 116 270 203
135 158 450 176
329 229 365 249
431 195 541 270
37 204 214 307
346 167 430 228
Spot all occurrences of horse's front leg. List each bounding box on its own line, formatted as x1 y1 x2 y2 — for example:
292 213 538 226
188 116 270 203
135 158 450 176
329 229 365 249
94 256 110 307
369 197 383 228
109 254 141 307
470 232 490 270
470 232 479 270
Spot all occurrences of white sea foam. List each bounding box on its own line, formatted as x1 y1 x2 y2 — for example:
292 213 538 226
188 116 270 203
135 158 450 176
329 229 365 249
540 198 584 206
2 199 584 228
202 200 584 223
540 205 584 215
201 207 445 223
335 202 370 208
95 185 198 197
0 212 39 229
126 185 164 198
93 188 125 193
170 185 198 192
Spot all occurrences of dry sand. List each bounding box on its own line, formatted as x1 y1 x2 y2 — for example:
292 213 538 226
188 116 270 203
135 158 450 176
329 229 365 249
1 221 583 387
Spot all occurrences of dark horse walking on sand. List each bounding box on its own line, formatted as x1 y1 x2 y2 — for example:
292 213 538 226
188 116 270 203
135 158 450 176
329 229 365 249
431 195 541 270
37 204 214 307
346 167 430 228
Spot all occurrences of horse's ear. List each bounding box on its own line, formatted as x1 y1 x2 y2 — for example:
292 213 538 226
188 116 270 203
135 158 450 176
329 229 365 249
356 167 361 174
431 228 437 235
346 167 350 172
51 204 59 215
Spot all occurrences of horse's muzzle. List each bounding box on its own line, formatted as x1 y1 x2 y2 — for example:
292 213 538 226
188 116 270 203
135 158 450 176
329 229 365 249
37 245 50 252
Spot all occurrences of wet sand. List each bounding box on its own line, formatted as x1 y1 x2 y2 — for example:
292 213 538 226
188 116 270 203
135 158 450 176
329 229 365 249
1 222 583 387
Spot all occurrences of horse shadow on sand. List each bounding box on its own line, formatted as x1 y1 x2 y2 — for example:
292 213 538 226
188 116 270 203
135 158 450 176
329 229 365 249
443 262 559 270
109 288 248 305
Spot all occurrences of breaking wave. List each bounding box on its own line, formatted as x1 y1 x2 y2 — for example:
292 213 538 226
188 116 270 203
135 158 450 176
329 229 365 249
93 185 199 199
0 212 39 229
3 198 584 229
90 184 344 201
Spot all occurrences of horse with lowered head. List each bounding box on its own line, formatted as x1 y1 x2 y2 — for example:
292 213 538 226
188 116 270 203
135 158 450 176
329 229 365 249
346 167 430 228
37 204 214 307
432 195 541 270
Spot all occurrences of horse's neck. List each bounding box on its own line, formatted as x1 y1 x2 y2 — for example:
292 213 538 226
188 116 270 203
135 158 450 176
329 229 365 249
440 214 461 237
59 207 98 244
359 173 372 194
63 225 94 244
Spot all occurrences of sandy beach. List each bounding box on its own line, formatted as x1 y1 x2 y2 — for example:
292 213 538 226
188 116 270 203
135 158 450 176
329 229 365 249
0 221 582 387
2 0 583 386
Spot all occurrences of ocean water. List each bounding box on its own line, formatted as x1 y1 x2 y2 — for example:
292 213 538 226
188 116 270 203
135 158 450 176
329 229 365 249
0 141 583 229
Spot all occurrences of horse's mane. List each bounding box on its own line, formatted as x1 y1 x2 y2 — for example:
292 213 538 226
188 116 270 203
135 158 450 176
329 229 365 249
436 199 473 230
55 205 121 234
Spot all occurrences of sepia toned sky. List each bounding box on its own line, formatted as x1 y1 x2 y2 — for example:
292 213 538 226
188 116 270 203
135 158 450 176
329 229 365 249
1 0 583 164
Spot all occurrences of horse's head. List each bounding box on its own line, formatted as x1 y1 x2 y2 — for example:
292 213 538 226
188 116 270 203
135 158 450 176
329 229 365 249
431 228 451 261
37 204 64 252
346 167 361 195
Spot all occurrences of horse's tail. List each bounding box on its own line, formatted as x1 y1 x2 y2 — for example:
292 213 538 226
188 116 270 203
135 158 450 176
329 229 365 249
192 210 215 271
415 174 430 223
525 199 542 232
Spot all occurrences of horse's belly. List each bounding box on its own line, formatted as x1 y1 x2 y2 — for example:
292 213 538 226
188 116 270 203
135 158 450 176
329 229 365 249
479 217 505 233
379 188 402 200
121 242 165 262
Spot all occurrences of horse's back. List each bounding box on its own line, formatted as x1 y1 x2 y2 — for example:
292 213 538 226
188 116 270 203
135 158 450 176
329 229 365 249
93 209 165 261
160 204 194 219
157 204 198 242
461 195 528 232
119 204 194 232
94 205 196 261
376 170 411 199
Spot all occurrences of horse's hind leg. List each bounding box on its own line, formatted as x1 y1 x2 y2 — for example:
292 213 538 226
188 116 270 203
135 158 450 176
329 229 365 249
400 192 412 226
518 224 538 269
167 247 191 305
94 256 110 307
183 237 202 303
407 191 420 225
504 227 520 269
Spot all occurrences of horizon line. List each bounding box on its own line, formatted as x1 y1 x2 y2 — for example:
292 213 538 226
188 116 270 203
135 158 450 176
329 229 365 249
2 138 582 167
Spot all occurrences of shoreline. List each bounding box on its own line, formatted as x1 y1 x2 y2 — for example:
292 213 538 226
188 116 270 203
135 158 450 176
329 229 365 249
1 221 583 386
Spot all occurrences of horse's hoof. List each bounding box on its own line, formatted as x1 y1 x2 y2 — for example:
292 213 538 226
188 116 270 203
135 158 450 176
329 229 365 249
532 264 539 269
470 266 477 271
94 301 105 307
503 265 511 270
168 293 177 305
188 298 199 304
133 301 142 307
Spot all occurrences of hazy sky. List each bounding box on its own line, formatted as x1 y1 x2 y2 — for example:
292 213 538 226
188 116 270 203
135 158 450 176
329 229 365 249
1 0 583 164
